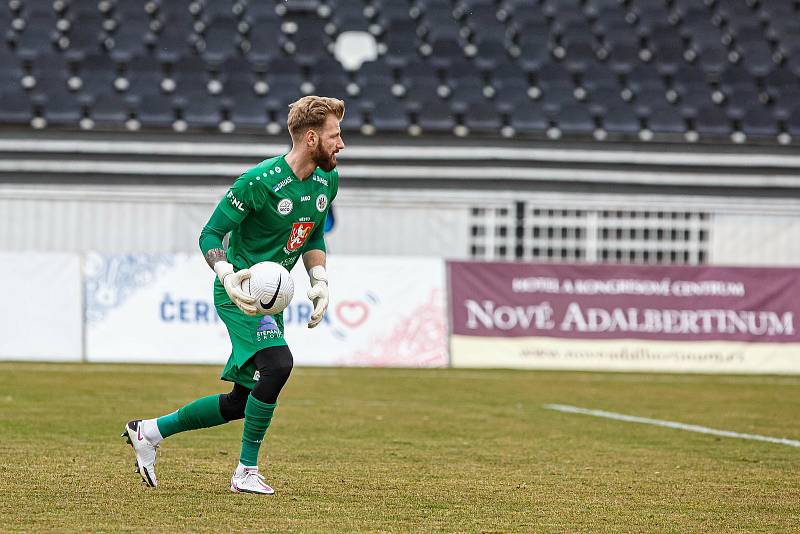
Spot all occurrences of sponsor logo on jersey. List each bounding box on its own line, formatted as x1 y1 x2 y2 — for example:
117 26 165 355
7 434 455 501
286 222 315 251
277 198 293 215
313 175 328 186
275 166 282 173
273 176 293 192
256 316 282 341
227 191 246 212
316 194 328 212
300 195 311 202
257 315 279 332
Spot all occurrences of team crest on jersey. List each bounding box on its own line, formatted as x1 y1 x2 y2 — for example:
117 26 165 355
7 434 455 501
277 198 293 215
316 194 328 212
286 222 315 251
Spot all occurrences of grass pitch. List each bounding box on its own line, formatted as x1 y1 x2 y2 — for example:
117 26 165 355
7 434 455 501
0 363 798 533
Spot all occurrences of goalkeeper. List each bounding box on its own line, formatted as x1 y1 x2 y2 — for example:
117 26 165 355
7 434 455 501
121 96 345 495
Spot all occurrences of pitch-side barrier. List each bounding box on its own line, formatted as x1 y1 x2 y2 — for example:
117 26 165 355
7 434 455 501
1 253 798 374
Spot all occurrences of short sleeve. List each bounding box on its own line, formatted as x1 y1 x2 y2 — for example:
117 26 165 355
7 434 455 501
218 168 269 223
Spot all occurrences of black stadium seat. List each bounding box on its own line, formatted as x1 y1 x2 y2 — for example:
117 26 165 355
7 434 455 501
135 92 176 128
0 88 33 124
89 91 132 127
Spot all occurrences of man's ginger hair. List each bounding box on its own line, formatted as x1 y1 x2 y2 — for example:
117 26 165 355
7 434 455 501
287 96 345 139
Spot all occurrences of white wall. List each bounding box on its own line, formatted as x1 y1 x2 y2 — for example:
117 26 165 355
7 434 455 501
3 183 800 266
711 214 800 265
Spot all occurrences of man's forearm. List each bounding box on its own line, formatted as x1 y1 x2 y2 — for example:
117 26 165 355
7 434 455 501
204 248 227 271
302 249 326 272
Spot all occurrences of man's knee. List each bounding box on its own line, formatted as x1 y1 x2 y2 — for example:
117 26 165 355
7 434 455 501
266 353 294 382
252 346 294 404
218 383 250 421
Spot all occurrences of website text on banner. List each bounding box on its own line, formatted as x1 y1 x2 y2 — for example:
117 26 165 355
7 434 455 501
85 253 448 367
448 261 800 374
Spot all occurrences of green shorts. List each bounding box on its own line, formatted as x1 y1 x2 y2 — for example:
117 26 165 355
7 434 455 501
214 279 287 389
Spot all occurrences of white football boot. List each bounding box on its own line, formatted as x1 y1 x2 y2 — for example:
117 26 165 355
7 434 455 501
121 420 158 487
230 464 275 495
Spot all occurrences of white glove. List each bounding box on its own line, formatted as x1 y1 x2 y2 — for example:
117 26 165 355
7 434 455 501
214 261 257 316
307 265 329 328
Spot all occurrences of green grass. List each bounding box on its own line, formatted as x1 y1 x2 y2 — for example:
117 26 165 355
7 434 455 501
1 363 799 533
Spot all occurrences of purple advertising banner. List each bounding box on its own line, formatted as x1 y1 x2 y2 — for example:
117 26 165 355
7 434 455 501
448 262 800 343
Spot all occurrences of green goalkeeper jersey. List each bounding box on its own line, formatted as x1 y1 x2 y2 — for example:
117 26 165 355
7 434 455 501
208 154 339 271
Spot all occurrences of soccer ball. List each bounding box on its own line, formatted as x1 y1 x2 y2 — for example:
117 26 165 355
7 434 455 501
241 261 295 315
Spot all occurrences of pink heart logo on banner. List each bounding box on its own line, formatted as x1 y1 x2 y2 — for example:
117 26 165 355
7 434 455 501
335 301 369 328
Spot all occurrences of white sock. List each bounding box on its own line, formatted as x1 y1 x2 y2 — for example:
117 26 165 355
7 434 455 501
236 462 256 475
141 419 164 445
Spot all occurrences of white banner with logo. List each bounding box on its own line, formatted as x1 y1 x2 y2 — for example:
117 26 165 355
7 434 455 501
85 253 448 367
0 252 83 361
284 256 448 367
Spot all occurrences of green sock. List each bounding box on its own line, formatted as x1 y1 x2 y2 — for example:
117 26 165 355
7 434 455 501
156 394 227 439
240 395 277 467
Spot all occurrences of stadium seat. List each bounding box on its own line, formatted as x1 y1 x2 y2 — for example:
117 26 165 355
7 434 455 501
227 92 269 130
579 62 619 92
468 38 509 70
35 87 84 126
264 76 304 104
14 25 58 60
723 85 764 120
242 18 282 65
168 55 212 95
178 91 223 129
643 103 686 134
153 23 195 64
121 54 165 95
515 33 553 72
62 9 106 62
632 86 670 114
413 98 456 133
217 55 263 95
624 63 665 94
692 105 732 138
196 15 241 65
740 105 779 138
310 78 350 102
606 43 641 75
75 53 120 95
588 86 627 115
88 91 132 127
104 20 150 63
462 103 502 133
601 102 641 135
552 102 595 135
506 98 548 134
0 88 33 124
369 97 411 133
383 20 419 68
134 92 176 128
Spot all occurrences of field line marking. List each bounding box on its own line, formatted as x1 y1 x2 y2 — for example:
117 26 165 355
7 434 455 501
543 404 800 448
